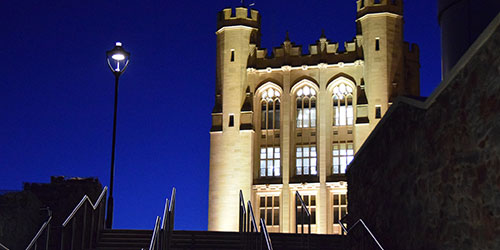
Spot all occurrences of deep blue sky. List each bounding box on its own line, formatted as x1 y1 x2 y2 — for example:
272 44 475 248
0 0 440 230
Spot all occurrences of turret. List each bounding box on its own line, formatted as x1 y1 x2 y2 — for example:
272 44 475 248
356 0 404 128
209 7 261 232
356 0 403 19
213 7 261 132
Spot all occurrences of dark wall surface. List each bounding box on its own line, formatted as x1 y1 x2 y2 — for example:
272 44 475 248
347 18 500 250
438 0 500 78
0 176 103 250
0 191 44 250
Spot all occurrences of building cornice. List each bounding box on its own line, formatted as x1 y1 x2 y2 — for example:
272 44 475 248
356 12 402 22
247 60 364 74
216 25 258 34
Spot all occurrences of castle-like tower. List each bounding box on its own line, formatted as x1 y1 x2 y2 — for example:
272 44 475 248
209 0 419 234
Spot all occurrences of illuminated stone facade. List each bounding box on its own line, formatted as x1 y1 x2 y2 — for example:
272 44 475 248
208 0 420 234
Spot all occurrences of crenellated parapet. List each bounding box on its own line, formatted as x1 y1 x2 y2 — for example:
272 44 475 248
403 42 420 95
217 7 261 30
403 42 419 63
356 0 403 18
248 34 363 69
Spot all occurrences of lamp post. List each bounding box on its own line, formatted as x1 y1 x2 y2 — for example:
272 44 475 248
105 42 130 229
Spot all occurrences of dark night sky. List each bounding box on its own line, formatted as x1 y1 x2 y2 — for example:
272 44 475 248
0 0 440 230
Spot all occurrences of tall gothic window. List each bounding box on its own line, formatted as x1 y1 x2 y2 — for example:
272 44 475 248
332 142 354 174
296 86 317 128
261 88 281 130
296 145 317 175
333 83 354 126
260 147 280 177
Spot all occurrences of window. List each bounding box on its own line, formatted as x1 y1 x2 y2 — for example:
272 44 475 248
229 115 234 127
375 38 380 51
296 145 317 175
260 147 280 177
296 86 317 128
333 193 347 234
261 88 281 130
360 0 364 8
375 106 381 119
230 49 235 62
333 83 354 126
260 195 280 228
296 195 316 225
333 143 354 174
374 0 381 4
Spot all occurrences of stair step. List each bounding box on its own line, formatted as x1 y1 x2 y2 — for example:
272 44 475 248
96 229 152 250
95 229 346 250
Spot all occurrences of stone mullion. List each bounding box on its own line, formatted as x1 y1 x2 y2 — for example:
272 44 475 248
281 67 291 233
318 65 329 234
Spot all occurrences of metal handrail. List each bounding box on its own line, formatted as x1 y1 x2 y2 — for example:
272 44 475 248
239 191 247 232
168 188 176 231
238 191 273 250
163 187 176 250
339 216 384 250
25 212 52 250
0 243 9 250
145 187 176 250
62 186 108 227
295 191 311 234
146 217 161 250
161 198 170 229
60 187 108 250
259 218 273 250
247 201 258 232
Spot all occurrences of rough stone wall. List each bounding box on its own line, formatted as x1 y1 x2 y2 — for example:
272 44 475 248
24 176 103 226
347 24 500 250
0 176 103 249
0 191 43 250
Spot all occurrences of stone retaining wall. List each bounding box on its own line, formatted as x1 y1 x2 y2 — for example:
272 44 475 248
347 18 500 250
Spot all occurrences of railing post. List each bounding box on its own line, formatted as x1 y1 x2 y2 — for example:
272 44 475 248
295 194 298 234
60 227 64 250
81 202 87 250
71 218 75 250
45 219 50 250
89 207 95 248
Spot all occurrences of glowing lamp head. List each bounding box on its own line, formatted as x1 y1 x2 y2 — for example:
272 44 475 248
112 54 125 61
106 42 130 75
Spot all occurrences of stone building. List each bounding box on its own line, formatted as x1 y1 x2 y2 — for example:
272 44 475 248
208 0 420 234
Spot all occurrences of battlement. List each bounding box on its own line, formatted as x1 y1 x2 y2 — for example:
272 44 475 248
217 7 261 30
403 42 419 54
403 42 419 62
356 0 403 18
249 36 362 69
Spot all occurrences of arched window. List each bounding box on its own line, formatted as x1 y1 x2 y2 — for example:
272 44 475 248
332 83 354 126
261 88 281 130
296 86 317 128
259 86 281 178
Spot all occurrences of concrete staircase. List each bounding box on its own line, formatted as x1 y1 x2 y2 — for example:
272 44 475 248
95 229 346 250
96 229 152 250
270 233 346 250
170 231 242 249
